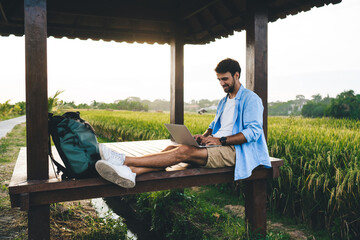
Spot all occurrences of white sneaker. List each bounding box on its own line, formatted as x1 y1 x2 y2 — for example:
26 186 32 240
99 144 126 165
95 160 136 188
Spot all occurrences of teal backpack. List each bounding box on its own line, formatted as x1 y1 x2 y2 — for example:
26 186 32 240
48 112 101 180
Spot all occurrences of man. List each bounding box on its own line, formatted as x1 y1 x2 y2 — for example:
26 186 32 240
95 58 271 188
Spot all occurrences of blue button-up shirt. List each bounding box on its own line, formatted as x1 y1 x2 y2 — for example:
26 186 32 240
209 85 271 180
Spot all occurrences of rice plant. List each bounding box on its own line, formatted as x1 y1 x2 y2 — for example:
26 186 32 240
80 110 213 142
267 116 360 239
78 110 359 239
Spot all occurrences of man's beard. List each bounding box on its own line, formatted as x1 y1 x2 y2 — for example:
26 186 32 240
223 78 235 93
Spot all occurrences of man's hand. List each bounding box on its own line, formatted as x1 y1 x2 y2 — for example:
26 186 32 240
193 129 214 146
203 136 221 146
193 134 205 145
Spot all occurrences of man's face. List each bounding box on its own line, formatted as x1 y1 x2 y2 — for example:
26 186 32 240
216 72 236 93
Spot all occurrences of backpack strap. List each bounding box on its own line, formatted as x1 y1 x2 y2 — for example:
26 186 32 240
48 113 72 180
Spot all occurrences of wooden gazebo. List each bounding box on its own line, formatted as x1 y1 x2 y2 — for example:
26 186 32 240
1 0 341 239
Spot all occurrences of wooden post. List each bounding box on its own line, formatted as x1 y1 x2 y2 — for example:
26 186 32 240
245 0 268 237
245 179 267 237
28 205 50 239
170 31 184 125
25 0 49 239
246 0 268 139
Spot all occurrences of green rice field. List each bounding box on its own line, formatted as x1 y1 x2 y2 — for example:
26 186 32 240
79 110 360 239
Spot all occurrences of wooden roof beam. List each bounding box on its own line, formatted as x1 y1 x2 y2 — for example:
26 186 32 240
0 2 8 22
47 10 172 25
187 10 247 42
207 5 231 32
267 0 341 22
47 1 175 23
1 0 23 22
220 0 242 18
47 24 173 43
181 0 222 20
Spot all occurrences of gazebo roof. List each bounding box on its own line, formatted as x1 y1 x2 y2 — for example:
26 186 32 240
0 0 341 44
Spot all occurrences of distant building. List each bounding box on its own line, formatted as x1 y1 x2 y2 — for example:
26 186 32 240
198 108 207 115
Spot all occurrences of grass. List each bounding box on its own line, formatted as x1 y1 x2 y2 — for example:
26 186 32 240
77 110 360 238
0 123 26 163
79 110 213 142
3 111 359 238
50 201 130 240
123 186 294 239
0 123 27 238
267 117 360 239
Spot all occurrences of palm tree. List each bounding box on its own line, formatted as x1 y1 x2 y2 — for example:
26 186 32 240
48 90 64 113
0 100 13 117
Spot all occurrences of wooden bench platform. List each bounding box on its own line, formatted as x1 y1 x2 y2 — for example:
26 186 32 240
9 139 283 237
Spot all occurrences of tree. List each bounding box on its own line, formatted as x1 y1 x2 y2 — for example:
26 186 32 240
48 90 64 113
311 94 322 103
0 100 13 117
326 90 360 119
301 94 331 118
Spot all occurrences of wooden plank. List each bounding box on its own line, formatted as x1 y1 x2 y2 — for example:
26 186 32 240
9 162 279 196
141 139 177 150
9 147 60 190
115 142 155 156
22 166 277 207
125 140 171 153
170 32 184 125
246 0 268 139
9 148 27 188
9 139 283 211
25 0 48 181
9 140 283 194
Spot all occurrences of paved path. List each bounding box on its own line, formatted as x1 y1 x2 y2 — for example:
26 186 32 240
0 116 26 139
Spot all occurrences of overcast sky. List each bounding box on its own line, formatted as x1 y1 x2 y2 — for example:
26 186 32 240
0 0 359 104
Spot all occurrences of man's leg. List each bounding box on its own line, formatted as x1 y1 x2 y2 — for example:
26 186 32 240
124 145 208 168
96 145 208 188
129 166 164 175
161 145 179 152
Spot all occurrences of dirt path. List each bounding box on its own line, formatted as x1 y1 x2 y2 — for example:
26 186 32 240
224 205 311 239
0 116 26 139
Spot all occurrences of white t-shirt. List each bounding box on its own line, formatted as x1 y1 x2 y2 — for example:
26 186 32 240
213 96 235 138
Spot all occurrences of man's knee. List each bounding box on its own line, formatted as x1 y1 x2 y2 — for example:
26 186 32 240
176 145 194 160
177 144 194 154
176 145 201 160
162 145 178 152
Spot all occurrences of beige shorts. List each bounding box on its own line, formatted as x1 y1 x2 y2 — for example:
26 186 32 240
205 145 236 168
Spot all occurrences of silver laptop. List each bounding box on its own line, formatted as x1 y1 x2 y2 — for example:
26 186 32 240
164 124 221 148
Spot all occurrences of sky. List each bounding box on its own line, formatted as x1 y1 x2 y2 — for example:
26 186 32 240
0 0 359 105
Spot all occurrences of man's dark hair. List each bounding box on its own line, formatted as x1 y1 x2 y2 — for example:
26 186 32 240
215 58 241 77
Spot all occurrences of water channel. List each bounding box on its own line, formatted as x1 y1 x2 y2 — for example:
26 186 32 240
91 197 159 240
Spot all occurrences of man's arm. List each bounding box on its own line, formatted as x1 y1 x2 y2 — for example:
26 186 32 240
203 128 213 137
240 96 264 143
203 132 247 146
